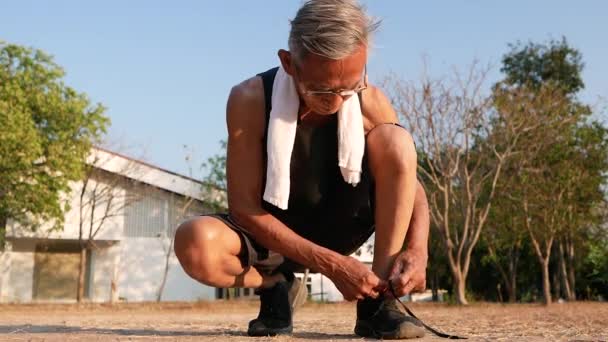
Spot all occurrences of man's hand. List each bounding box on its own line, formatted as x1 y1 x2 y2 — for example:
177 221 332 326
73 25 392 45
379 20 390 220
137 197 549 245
388 248 428 297
328 256 387 301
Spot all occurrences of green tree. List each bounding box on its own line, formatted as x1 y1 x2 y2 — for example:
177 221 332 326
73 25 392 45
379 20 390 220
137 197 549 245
202 140 227 211
0 42 109 244
489 37 607 304
501 37 584 95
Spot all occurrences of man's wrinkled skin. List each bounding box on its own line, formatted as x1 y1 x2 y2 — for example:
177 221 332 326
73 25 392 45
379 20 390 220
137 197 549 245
173 43 429 301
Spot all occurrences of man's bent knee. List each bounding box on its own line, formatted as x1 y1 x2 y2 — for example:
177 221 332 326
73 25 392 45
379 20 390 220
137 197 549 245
174 217 228 285
367 124 417 174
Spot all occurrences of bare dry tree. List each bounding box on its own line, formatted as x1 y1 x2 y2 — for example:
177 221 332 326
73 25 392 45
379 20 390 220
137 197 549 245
156 145 214 302
384 62 526 304
76 147 146 303
155 194 199 302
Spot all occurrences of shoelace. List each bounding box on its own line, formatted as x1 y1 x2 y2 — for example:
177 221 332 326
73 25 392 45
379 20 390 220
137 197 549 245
388 283 468 339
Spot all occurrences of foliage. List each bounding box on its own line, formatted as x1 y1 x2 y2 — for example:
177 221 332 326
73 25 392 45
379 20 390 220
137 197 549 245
0 42 109 236
202 140 227 211
401 38 608 304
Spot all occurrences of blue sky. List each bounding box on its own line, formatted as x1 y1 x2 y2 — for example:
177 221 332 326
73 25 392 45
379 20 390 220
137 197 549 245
2 1 607 179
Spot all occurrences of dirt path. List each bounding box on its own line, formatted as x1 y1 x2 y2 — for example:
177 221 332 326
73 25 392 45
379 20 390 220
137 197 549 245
0 301 606 341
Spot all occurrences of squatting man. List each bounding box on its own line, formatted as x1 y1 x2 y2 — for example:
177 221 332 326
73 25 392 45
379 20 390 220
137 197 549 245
174 0 430 339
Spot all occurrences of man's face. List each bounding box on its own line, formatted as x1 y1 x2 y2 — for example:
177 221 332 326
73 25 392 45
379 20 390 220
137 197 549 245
281 45 368 115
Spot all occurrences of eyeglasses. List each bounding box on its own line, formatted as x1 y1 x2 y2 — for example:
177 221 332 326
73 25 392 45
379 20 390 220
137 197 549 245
298 65 368 99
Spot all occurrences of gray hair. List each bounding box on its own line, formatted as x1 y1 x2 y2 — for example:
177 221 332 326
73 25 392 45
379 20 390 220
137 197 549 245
288 0 381 61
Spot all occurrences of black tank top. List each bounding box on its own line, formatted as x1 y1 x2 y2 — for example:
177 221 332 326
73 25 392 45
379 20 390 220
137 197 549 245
257 67 375 254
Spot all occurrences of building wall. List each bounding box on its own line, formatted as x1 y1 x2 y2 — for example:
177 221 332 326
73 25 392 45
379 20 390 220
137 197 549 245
1 240 37 303
88 244 121 302
117 237 215 302
0 250 12 302
6 177 125 241
304 273 344 302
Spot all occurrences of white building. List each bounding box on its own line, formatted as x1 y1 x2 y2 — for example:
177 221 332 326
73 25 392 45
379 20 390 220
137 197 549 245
0 147 218 303
0 146 384 303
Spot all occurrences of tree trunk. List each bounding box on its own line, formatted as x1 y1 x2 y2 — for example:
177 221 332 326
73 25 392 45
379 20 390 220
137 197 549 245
566 240 576 300
431 272 439 302
157 236 174 302
77 245 87 303
453 272 468 305
0 215 7 252
496 283 504 303
541 259 552 305
505 245 520 303
110 259 119 304
552 267 560 300
558 241 573 300
505 272 517 303
508 276 517 303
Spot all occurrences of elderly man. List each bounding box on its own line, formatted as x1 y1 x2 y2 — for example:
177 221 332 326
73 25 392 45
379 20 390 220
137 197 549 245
174 0 429 339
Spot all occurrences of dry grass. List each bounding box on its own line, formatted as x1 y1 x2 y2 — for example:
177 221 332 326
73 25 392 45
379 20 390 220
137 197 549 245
0 300 606 341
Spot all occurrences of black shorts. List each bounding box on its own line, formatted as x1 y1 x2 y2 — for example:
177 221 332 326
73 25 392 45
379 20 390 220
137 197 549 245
205 213 374 274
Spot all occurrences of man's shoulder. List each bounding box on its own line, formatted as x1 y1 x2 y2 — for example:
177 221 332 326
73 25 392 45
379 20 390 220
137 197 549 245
361 85 399 132
229 75 265 109
226 75 266 137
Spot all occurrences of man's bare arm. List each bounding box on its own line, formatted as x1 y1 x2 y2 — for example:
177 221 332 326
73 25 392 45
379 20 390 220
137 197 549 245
225 77 346 276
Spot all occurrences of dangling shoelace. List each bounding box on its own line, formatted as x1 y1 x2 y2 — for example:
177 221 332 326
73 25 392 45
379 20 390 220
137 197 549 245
388 283 468 339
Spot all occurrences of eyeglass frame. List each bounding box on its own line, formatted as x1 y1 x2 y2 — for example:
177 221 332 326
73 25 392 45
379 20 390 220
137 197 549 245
294 64 368 99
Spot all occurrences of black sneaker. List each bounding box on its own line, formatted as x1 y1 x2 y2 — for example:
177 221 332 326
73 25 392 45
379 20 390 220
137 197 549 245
247 274 294 336
354 296 426 339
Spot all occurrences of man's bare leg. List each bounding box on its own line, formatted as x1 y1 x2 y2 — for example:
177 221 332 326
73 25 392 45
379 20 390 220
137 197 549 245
356 124 426 339
366 124 418 280
174 216 284 289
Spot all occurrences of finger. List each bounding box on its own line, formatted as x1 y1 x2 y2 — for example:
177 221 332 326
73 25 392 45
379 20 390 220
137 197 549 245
374 279 389 293
367 289 380 299
389 258 404 280
402 279 417 295
392 268 415 290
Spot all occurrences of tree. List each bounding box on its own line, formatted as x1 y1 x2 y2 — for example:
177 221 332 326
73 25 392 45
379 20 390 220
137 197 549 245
75 147 143 302
202 140 227 211
494 83 579 305
0 42 109 243
501 37 584 95
484 192 526 302
386 63 520 305
156 146 205 302
491 38 607 304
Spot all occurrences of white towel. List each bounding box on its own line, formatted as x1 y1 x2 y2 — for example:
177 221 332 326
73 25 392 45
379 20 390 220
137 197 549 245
263 66 365 210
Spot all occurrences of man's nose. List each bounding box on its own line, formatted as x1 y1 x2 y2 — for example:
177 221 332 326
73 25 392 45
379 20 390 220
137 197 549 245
328 94 345 109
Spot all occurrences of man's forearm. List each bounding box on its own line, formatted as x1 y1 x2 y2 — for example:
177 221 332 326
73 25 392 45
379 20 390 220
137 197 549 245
405 181 430 255
231 209 343 275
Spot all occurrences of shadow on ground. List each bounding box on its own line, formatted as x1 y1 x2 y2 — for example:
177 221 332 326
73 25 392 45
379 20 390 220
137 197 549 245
0 325 241 337
0 325 358 340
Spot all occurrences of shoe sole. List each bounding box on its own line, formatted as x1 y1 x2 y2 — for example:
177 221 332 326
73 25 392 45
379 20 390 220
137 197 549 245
354 320 425 340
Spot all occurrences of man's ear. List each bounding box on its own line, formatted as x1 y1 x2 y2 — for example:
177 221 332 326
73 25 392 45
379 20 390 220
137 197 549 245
278 49 295 76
